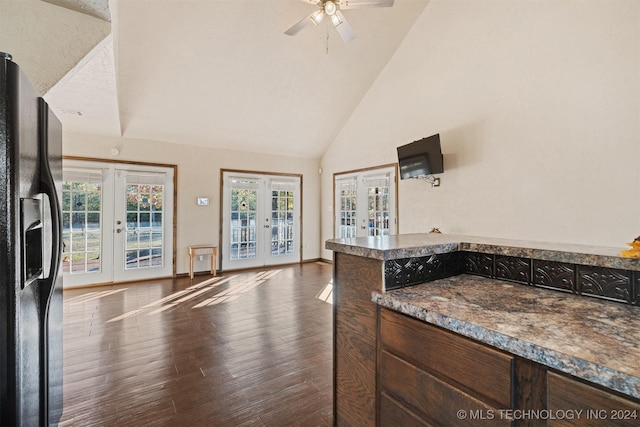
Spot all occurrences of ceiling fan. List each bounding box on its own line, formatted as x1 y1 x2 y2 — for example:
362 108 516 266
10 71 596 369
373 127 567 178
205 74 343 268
285 0 395 43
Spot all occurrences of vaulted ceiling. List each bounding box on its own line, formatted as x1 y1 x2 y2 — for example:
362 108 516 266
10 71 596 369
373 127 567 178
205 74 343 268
1 0 428 159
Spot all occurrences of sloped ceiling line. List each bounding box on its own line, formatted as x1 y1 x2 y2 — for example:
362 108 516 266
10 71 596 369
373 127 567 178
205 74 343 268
0 0 111 95
37 0 119 136
45 34 122 137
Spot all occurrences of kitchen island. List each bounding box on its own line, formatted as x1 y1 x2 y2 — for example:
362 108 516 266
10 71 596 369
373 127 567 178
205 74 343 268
326 234 640 426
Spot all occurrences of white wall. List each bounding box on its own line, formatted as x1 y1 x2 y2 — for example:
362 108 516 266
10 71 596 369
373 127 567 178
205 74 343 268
321 0 640 260
63 133 321 275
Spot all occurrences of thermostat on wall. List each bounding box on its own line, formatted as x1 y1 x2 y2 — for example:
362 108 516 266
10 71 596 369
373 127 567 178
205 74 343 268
197 197 209 206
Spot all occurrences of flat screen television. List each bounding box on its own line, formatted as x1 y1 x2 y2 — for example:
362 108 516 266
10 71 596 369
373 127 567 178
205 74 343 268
397 134 444 179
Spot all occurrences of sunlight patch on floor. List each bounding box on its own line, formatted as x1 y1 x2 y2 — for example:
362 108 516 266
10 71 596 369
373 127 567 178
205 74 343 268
192 269 282 308
106 276 234 322
66 288 128 304
316 280 333 304
106 270 282 321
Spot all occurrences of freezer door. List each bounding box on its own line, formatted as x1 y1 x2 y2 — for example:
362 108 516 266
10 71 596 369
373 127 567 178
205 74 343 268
0 51 44 427
0 54 63 427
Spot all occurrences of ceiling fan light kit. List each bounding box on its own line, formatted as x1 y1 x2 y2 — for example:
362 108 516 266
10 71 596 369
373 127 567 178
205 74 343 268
285 0 395 43
311 10 325 25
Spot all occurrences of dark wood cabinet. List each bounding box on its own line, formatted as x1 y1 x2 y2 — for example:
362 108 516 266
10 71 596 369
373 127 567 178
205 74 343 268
376 307 640 427
547 371 640 427
332 272 640 426
328 238 640 427
378 308 515 426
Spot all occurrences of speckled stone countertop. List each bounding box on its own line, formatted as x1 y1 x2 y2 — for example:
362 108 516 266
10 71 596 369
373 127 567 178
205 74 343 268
372 275 640 399
326 233 640 271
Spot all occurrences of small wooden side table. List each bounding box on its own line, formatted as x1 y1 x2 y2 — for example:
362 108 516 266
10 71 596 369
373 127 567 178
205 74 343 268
188 245 217 279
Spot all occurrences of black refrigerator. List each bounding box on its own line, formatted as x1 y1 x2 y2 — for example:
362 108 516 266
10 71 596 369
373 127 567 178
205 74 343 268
0 52 63 426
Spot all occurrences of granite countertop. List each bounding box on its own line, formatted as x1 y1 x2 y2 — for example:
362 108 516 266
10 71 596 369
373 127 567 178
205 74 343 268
326 233 640 271
372 275 640 399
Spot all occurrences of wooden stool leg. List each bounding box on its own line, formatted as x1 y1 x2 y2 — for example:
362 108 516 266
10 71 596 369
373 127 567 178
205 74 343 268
215 247 218 276
189 251 194 279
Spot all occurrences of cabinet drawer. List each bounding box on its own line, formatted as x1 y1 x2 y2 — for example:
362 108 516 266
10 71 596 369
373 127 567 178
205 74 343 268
379 308 514 408
547 371 640 427
379 393 431 427
380 350 512 426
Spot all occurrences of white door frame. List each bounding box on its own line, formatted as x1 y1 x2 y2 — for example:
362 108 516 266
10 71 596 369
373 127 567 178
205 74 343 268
220 170 302 271
62 159 176 288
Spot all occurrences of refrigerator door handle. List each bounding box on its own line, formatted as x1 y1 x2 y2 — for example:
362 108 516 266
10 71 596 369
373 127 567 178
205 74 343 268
38 98 62 425
38 98 62 288
37 98 63 425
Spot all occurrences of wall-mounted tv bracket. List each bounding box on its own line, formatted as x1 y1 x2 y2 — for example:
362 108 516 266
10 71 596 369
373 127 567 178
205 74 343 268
422 175 440 187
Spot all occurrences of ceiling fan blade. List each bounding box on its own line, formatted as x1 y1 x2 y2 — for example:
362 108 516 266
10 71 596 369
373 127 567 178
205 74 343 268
338 0 394 9
285 11 322 36
333 10 356 43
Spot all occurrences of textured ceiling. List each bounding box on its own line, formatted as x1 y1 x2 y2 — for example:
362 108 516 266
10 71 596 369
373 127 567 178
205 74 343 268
0 0 111 95
42 0 111 21
6 0 429 159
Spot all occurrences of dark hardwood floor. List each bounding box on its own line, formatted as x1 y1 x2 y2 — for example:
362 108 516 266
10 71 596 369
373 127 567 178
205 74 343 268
59 262 334 426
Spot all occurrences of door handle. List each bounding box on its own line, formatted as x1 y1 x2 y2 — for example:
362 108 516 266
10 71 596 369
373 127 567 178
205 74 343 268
264 225 270 228
116 228 122 233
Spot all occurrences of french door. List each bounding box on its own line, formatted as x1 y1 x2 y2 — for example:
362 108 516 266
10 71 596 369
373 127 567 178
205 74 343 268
62 160 174 288
221 171 301 270
334 165 397 239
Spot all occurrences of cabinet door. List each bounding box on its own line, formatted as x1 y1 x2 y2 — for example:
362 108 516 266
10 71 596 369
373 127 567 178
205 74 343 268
378 308 515 426
380 349 511 426
547 371 640 427
379 393 431 427
379 308 514 408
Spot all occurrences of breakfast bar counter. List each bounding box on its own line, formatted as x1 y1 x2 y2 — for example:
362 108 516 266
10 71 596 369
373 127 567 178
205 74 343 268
326 233 640 426
326 232 640 271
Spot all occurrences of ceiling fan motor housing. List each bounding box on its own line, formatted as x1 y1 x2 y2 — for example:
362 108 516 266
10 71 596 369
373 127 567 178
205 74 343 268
324 1 338 15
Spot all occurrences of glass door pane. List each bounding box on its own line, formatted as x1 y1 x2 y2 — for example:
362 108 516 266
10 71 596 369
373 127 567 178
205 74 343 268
124 176 165 269
365 174 391 237
230 187 258 260
335 177 357 239
61 171 103 274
